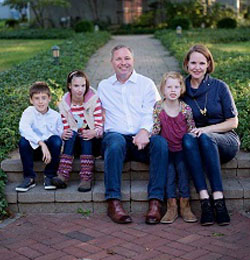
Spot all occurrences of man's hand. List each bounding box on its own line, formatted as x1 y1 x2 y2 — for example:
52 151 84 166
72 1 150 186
38 141 51 164
133 129 150 150
62 129 73 140
81 129 96 140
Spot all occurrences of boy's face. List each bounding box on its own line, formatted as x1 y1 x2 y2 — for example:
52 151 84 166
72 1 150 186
30 92 51 114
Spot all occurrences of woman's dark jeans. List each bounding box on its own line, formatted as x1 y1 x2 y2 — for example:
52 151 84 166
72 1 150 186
19 135 62 179
182 132 240 193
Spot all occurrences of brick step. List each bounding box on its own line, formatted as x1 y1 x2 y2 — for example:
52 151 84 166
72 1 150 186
1 150 250 183
4 177 250 214
1 150 250 214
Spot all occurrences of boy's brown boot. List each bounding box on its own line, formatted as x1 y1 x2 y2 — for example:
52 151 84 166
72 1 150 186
160 198 178 224
180 197 198 223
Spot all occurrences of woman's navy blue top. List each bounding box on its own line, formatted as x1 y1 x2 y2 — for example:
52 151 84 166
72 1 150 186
182 74 237 128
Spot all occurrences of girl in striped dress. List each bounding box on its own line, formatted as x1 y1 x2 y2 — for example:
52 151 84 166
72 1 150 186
52 70 103 192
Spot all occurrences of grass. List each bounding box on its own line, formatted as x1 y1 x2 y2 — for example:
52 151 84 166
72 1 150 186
0 39 64 71
213 42 250 53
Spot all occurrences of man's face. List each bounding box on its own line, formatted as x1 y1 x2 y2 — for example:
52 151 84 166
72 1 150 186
111 47 134 82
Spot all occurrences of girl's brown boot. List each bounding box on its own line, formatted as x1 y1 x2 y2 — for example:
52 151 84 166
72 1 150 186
52 154 73 188
180 197 198 223
78 154 94 192
160 198 178 224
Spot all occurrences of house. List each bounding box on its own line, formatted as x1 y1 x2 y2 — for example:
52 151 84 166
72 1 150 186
43 0 248 27
1 0 246 27
0 0 30 21
44 0 148 27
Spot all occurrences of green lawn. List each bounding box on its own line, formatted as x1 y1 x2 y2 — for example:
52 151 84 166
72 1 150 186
211 42 250 54
0 39 64 71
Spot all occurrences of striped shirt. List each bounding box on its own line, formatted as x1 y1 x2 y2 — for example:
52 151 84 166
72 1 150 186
61 98 103 136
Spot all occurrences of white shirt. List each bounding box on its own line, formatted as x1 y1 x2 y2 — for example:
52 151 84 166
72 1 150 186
98 70 160 135
19 106 63 149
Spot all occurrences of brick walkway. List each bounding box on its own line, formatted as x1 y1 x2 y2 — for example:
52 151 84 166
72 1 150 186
1 35 250 260
1 212 250 260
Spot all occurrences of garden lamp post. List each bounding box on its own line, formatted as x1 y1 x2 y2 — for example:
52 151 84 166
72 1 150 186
176 26 182 37
52 45 60 65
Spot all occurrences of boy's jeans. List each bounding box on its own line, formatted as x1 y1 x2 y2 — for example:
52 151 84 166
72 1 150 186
166 150 190 198
101 132 168 201
19 135 62 179
182 132 240 193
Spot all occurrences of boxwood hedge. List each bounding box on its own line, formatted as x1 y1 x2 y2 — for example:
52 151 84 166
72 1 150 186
155 28 250 151
0 28 76 39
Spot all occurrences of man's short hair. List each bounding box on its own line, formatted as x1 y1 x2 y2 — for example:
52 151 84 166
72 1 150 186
29 82 51 98
111 45 134 60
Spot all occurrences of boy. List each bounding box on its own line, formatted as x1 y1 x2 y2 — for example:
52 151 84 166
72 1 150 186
16 82 63 192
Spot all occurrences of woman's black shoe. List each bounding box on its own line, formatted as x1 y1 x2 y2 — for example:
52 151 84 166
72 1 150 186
200 198 215 226
214 198 230 226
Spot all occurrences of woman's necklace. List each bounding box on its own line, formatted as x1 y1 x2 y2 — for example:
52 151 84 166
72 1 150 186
193 93 207 116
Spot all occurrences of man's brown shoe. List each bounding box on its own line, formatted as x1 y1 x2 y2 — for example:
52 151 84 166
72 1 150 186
145 199 163 224
107 199 132 224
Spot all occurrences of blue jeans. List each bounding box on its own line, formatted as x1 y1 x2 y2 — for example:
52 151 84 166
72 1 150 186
182 132 240 193
63 131 92 156
166 151 190 198
102 132 168 201
19 135 62 179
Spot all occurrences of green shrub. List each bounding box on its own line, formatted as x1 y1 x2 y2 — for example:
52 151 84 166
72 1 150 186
155 28 250 151
5 18 19 28
74 20 94 33
163 0 237 29
169 17 191 30
111 24 155 35
0 169 8 219
0 28 75 39
217 17 237 28
133 11 155 28
0 31 110 219
94 20 111 31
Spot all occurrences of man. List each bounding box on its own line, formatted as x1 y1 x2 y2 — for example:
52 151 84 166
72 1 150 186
97 45 168 224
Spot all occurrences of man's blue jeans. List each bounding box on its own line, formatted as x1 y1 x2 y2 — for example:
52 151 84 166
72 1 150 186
19 135 62 179
182 132 240 193
63 131 92 156
166 151 190 198
102 132 168 201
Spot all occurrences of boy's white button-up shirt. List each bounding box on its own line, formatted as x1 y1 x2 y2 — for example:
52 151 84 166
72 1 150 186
98 70 160 135
19 106 63 149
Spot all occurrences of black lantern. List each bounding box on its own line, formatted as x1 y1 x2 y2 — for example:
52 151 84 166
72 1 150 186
176 26 182 37
51 45 60 65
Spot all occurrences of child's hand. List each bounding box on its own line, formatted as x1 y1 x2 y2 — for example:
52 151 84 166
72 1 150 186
62 129 73 140
81 129 96 140
38 141 51 164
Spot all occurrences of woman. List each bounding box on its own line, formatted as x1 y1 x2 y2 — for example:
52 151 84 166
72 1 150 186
182 44 240 226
